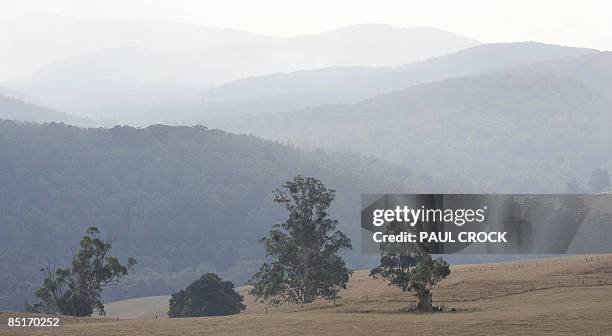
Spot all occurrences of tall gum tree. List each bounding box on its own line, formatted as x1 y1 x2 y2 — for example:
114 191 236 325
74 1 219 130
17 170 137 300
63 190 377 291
249 175 352 306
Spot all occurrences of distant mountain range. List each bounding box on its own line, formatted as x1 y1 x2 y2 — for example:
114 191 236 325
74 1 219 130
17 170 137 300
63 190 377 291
0 13 278 81
129 42 597 125
209 57 612 192
198 41 597 104
2 26 611 193
8 22 479 117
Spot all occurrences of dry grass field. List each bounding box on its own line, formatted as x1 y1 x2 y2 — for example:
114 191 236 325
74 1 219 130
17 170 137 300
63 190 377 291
3 254 612 336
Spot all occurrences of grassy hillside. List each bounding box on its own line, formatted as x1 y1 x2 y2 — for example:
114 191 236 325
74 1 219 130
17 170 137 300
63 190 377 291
5 255 612 335
101 254 612 318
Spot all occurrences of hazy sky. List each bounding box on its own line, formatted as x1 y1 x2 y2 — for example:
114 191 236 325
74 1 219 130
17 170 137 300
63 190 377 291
1 0 611 50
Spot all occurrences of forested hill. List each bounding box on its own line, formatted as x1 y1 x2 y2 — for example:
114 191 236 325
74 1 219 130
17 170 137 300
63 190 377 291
0 120 437 311
211 71 612 192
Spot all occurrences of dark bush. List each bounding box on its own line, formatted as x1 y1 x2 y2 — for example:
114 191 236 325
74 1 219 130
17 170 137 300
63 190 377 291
168 273 245 317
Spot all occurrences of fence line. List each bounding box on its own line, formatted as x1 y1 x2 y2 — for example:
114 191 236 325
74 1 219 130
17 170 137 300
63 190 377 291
453 254 612 273
435 278 611 303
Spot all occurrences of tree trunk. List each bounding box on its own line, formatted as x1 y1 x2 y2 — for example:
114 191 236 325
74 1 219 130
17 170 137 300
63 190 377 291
417 290 433 312
303 287 313 304
303 253 313 304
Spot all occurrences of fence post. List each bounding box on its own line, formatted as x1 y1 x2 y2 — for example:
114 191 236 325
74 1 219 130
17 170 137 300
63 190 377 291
505 288 508 296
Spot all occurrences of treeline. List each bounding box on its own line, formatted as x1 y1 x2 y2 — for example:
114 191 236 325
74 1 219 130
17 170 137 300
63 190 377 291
26 176 447 316
0 120 438 311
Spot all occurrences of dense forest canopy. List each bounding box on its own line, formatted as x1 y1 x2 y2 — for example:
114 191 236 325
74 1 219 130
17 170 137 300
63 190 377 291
212 72 612 192
0 120 438 311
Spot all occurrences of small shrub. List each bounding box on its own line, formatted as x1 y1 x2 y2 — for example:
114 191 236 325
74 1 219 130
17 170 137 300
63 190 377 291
168 273 245 317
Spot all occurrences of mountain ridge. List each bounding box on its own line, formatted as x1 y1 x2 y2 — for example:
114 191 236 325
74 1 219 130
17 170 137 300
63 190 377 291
10 23 480 116
207 70 612 192
129 42 597 125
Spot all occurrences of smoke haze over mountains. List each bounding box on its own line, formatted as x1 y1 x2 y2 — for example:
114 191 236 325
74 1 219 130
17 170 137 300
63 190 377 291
1 5 612 315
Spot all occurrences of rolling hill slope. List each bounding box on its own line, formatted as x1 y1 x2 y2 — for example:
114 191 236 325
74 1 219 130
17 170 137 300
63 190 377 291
210 71 612 193
133 42 597 125
12 24 479 117
0 13 277 81
7 255 611 335
100 254 612 319
0 93 91 125
498 51 612 98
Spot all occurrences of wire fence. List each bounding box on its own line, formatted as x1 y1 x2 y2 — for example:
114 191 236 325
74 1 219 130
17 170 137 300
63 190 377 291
259 255 612 313
361 254 612 304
